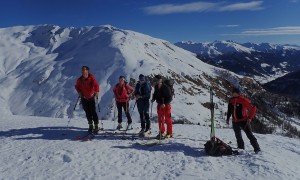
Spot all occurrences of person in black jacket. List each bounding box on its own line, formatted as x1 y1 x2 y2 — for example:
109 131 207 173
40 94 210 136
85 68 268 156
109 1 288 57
135 74 151 136
151 75 173 139
226 87 261 153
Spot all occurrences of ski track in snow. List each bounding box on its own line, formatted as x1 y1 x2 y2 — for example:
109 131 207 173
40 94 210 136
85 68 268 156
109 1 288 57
1 115 300 180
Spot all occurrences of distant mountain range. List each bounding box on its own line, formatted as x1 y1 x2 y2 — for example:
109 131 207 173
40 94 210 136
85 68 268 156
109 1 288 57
175 40 300 83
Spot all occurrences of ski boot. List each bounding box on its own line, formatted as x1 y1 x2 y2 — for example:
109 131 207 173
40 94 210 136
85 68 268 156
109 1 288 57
93 124 100 134
126 123 133 130
138 129 145 137
156 132 166 140
116 123 123 130
166 134 173 138
88 124 94 132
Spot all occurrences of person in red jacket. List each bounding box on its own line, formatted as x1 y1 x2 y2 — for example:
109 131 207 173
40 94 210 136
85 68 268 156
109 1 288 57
75 66 100 133
226 87 261 153
151 75 173 139
113 76 134 130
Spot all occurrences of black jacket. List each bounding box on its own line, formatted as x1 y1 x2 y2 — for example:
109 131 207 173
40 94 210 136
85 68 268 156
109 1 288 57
134 81 151 101
152 84 172 104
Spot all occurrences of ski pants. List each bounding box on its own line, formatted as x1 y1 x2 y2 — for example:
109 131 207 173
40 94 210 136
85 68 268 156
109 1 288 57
116 101 132 124
157 104 172 135
81 97 99 125
232 121 260 151
137 100 150 130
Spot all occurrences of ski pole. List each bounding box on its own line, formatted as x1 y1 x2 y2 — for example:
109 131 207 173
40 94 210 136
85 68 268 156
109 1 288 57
62 96 80 135
131 101 137 114
150 102 153 118
113 100 117 130
158 111 162 143
210 87 215 139
96 96 103 130
74 96 80 110
121 101 136 137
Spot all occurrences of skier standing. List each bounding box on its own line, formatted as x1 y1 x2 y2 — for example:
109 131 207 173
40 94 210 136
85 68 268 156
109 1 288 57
151 75 173 139
75 66 100 133
134 74 151 136
113 76 134 130
226 87 261 153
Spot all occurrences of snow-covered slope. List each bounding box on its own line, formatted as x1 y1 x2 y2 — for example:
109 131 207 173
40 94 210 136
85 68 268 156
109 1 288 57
1 114 300 179
0 25 231 126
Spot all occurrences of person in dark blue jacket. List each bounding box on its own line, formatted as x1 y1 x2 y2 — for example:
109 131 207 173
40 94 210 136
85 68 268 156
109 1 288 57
135 74 151 136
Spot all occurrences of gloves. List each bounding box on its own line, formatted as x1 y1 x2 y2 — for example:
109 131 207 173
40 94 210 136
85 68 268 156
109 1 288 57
151 99 155 103
246 119 251 127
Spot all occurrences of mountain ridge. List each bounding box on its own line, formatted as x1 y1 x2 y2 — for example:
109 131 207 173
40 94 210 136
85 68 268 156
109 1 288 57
175 40 300 83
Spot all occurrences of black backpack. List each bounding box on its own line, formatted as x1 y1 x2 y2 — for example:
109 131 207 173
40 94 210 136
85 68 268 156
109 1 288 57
204 137 237 156
164 79 175 98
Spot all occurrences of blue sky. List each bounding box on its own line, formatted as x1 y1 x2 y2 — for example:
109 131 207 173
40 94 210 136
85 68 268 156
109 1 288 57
1 0 300 45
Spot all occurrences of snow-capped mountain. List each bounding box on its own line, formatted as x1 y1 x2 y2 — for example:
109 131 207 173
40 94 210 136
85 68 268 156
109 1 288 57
0 25 227 124
175 41 300 83
0 25 299 137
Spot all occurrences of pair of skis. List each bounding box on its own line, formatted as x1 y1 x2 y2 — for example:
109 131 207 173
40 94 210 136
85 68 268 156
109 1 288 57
74 128 104 141
135 133 179 146
75 132 96 141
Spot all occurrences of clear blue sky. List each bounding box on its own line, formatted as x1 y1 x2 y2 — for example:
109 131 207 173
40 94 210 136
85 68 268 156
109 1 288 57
1 0 300 45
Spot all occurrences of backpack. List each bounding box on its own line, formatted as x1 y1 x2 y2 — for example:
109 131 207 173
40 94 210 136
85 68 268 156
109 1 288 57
141 81 151 93
204 137 237 156
163 79 175 98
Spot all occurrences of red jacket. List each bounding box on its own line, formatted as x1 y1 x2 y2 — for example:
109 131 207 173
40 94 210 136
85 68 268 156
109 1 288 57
227 95 256 122
113 83 133 102
75 73 100 99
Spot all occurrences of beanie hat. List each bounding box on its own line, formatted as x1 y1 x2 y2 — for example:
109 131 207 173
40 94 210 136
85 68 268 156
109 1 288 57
139 74 145 81
82 66 89 71
232 87 240 94
119 75 125 80
155 74 162 80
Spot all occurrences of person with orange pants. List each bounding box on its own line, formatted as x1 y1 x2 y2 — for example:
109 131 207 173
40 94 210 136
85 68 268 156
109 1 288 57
151 75 173 139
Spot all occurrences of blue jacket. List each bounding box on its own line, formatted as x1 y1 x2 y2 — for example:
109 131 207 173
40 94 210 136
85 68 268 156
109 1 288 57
134 81 151 101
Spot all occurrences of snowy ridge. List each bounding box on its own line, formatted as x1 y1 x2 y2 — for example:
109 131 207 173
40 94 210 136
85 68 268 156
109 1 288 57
0 24 232 126
175 40 256 57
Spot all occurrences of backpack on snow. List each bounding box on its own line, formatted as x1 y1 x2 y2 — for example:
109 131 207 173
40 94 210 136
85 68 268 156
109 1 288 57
204 137 237 156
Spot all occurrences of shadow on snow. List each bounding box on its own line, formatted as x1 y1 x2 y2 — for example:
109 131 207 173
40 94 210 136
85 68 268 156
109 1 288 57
112 142 206 158
0 126 90 141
